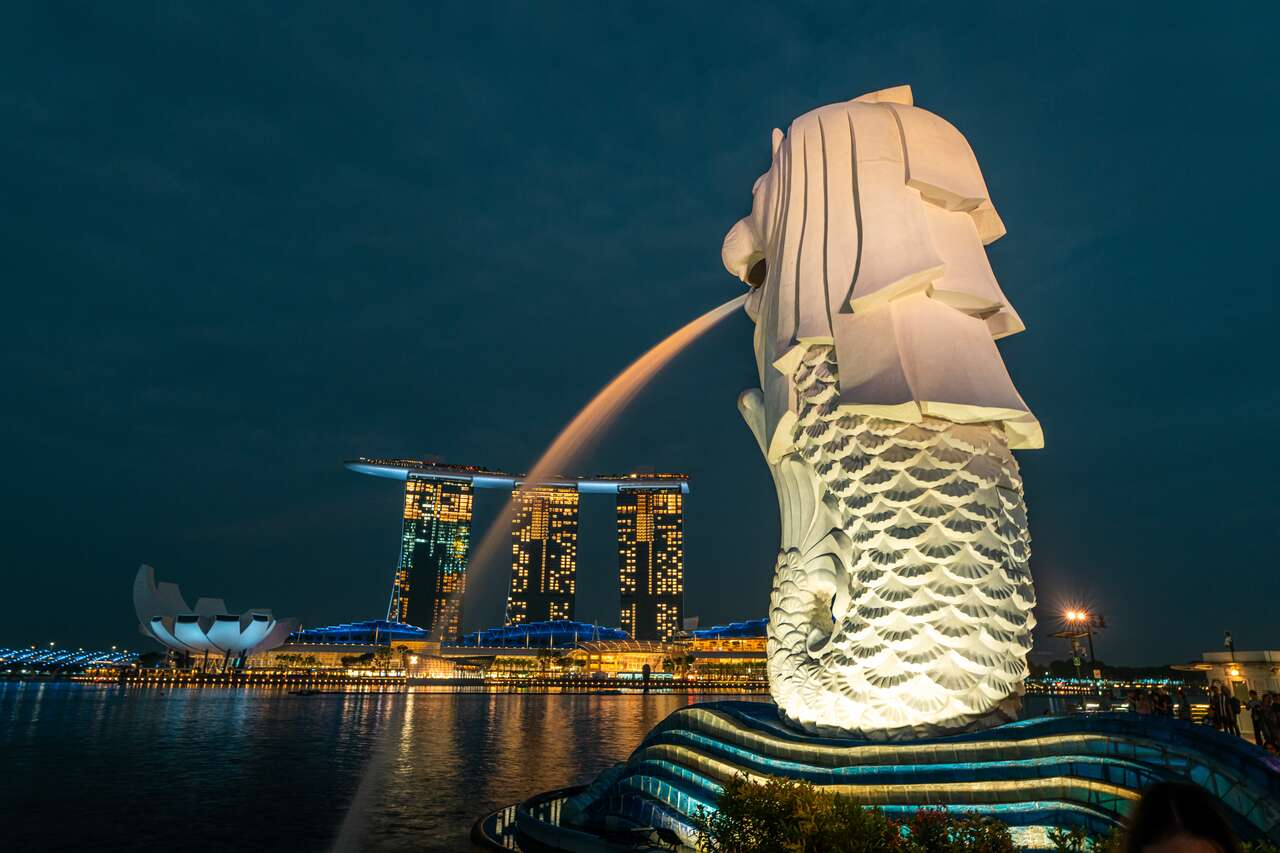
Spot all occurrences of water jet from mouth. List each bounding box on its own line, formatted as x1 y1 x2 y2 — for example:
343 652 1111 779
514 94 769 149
460 292 748 631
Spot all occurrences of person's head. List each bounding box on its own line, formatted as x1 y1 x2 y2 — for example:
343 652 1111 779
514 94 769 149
1249 690 1258 699
1124 782 1241 853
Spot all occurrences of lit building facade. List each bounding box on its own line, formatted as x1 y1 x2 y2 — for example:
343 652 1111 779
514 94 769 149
388 476 474 639
505 485 580 625
349 459 689 643
616 486 685 642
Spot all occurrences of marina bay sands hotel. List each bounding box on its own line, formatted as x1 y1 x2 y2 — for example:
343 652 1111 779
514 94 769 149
346 458 689 642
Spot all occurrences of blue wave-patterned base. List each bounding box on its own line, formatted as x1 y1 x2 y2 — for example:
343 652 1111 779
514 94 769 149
525 701 1280 850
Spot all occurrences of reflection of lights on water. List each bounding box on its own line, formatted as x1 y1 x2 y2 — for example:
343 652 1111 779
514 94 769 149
331 693 407 852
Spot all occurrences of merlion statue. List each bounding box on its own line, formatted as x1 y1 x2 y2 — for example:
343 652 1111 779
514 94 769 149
722 85 1043 741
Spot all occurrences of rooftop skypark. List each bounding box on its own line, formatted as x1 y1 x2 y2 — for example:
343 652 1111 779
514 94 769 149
345 457 689 493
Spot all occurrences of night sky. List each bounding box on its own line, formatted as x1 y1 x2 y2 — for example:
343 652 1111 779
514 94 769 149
4 4 1278 664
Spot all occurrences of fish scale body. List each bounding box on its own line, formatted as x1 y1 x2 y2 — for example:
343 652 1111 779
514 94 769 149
766 344 1036 740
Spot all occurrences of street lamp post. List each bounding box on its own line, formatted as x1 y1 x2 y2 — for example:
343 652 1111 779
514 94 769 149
1061 609 1106 682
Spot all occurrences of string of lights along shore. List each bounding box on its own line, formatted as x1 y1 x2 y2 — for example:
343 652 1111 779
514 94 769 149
346 459 688 642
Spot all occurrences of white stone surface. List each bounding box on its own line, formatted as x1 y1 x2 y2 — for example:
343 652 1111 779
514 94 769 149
724 86 1041 740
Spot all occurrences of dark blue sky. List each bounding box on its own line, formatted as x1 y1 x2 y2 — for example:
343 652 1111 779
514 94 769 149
3 4 1277 663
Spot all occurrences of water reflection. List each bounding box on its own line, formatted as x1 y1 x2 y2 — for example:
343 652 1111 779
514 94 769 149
341 690 723 852
0 682 756 852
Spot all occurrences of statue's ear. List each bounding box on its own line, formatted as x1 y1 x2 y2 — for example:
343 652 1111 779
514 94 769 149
721 217 762 283
771 128 784 159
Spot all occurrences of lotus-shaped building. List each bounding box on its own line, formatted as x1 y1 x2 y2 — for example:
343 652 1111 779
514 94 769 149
132 565 296 662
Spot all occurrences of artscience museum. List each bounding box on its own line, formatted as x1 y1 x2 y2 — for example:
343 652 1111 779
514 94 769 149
132 565 295 665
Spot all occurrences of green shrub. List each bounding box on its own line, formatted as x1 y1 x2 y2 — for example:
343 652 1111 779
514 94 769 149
695 775 1014 853
903 807 1018 853
1048 826 1103 852
696 774 1280 853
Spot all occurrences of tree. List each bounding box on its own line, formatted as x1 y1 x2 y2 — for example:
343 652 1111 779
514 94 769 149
535 648 558 674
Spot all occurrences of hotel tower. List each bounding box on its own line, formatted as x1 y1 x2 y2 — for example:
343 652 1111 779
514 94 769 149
387 476 474 639
348 459 688 640
616 486 685 642
505 485 580 624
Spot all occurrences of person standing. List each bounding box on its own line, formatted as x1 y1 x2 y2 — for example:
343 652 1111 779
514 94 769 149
1208 684 1224 730
1214 685 1242 738
1247 690 1266 747
1263 693 1280 750
1176 687 1192 722
1226 690 1242 737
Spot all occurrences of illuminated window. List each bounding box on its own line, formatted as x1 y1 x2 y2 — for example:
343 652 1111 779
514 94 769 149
616 487 684 641
505 485 580 625
388 476 474 638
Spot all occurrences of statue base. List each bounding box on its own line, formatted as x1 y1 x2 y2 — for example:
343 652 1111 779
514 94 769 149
473 700 1280 851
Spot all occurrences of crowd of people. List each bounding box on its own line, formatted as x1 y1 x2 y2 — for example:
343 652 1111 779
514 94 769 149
1125 685 1184 718
1236 685 1279 750
1124 680 1280 752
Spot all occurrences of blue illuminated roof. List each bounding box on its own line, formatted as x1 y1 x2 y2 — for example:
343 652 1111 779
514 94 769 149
288 619 429 645
0 647 139 669
690 618 767 639
458 621 629 648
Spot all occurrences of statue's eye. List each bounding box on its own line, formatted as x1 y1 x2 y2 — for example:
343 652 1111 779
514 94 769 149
746 257 767 288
